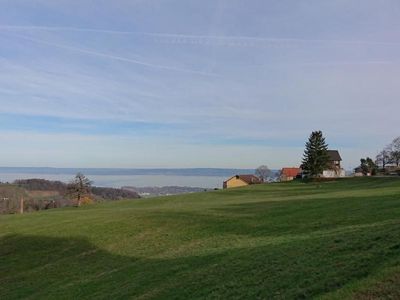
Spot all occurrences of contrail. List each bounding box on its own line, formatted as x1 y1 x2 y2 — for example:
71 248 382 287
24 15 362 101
0 25 135 35
1 25 400 47
8 33 217 77
3 32 397 72
297 60 400 66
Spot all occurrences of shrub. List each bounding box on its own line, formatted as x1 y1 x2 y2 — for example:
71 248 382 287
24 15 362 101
80 196 94 206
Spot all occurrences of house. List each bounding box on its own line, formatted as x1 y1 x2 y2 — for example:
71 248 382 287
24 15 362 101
223 175 262 189
280 168 301 181
354 166 370 177
322 150 346 178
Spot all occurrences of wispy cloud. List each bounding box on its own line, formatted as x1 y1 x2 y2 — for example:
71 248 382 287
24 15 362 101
2 25 400 47
7 33 216 77
0 0 399 168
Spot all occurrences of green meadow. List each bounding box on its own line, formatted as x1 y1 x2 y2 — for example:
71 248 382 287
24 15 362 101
1 177 400 299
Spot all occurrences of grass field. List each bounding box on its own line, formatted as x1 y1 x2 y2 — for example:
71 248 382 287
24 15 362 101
1 177 400 299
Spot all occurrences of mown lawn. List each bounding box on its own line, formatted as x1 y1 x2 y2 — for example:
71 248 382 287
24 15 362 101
1 177 400 299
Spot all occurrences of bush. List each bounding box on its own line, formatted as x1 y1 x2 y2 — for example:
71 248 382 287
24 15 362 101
80 196 94 206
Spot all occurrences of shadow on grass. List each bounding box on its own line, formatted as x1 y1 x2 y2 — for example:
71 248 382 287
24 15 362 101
1 225 400 300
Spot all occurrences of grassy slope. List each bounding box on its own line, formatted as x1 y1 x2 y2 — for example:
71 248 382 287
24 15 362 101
1 177 400 299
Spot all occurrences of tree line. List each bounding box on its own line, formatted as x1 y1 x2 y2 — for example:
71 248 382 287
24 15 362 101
1 173 140 214
375 137 400 169
358 137 400 176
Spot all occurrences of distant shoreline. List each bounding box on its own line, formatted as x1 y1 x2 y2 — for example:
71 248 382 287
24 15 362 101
0 173 242 189
0 167 263 177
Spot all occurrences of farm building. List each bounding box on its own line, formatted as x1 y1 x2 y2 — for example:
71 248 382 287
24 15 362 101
280 168 302 181
223 175 262 189
322 150 346 178
354 166 369 177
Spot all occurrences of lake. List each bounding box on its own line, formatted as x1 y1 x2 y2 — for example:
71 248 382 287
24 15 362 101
0 168 261 188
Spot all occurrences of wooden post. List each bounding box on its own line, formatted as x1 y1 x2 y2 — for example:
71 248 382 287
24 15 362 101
20 197 24 214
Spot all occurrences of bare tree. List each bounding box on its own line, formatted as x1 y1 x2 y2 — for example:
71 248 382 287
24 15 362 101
390 137 400 167
376 149 391 169
255 165 272 182
67 173 92 207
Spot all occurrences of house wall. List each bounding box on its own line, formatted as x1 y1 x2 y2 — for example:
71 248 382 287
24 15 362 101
328 161 341 169
322 169 346 178
280 175 294 182
225 178 249 189
354 172 369 177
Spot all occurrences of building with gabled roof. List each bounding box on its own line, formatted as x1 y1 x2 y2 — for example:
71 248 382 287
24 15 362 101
223 174 262 189
280 167 301 181
323 150 345 178
327 150 342 166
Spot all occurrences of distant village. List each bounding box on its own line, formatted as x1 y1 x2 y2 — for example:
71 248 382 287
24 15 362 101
223 149 344 189
224 133 400 189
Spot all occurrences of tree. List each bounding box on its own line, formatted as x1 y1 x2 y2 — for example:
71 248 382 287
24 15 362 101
391 151 400 167
376 149 391 169
302 131 330 177
389 137 400 167
360 157 377 176
255 165 272 182
67 173 92 207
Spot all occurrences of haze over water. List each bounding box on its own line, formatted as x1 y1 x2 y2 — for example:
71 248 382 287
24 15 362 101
0 168 256 188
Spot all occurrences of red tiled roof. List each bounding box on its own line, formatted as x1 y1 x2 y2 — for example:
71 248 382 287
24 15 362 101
281 168 301 177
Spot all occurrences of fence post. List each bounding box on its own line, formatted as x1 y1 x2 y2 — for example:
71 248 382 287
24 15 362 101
20 197 24 214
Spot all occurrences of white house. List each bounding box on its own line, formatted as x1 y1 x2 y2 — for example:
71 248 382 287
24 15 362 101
322 150 346 178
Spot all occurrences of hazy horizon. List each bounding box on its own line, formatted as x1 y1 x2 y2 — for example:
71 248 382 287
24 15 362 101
0 167 262 188
1 1 399 170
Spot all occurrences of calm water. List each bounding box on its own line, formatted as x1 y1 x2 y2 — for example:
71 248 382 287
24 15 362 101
0 173 227 189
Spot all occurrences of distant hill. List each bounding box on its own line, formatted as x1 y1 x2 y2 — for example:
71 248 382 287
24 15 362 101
0 179 140 214
0 167 260 176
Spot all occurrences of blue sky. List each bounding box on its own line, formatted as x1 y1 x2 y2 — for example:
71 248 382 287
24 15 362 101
0 0 399 169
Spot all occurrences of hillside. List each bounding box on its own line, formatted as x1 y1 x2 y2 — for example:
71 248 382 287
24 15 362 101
0 179 140 214
1 177 400 299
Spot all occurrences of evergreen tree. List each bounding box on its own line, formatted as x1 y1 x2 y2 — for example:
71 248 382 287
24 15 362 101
360 157 377 176
302 131 330 177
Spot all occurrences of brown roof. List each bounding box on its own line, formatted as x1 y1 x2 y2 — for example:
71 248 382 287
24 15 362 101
226 174 262 184
281 168 301 177
328 150 342 161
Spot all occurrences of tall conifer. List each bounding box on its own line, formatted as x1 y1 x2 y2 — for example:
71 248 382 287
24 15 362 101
302 131 329 177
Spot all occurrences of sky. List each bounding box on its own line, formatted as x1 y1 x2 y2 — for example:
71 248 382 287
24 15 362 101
0 0 399 169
